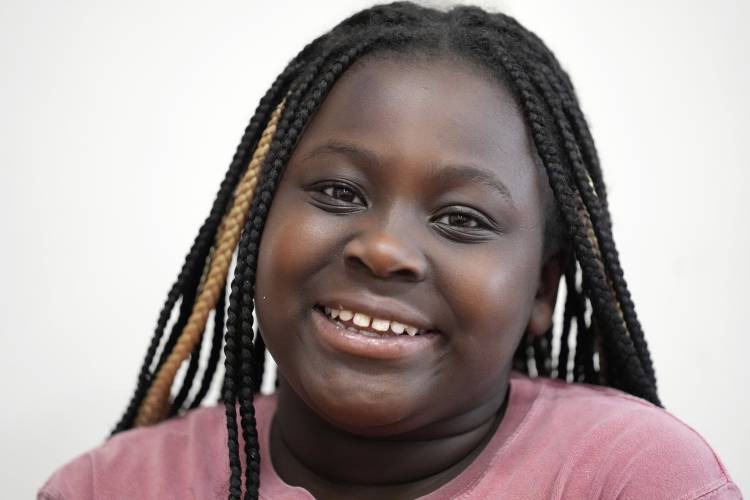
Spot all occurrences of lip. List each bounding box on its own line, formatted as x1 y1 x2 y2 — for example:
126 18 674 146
311 307 441 361
315 295 439 333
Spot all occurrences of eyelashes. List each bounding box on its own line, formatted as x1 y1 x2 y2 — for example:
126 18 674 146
433 211 486 230
321 184 365 206
306 180 502 242
307 181 367 215
431 209 500 243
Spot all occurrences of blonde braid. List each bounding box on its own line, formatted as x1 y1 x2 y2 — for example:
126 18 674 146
135 100 285 426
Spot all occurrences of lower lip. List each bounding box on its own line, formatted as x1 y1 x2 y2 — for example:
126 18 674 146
311 308 440 361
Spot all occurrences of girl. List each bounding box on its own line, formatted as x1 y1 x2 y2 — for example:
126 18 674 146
39 2 741 499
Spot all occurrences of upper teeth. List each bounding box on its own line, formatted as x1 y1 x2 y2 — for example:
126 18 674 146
324 306 422 336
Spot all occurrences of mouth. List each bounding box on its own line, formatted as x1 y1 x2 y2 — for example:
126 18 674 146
311 303 441 361
313 304 437 338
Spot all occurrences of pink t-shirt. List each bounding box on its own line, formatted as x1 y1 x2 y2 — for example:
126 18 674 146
39 374 742 499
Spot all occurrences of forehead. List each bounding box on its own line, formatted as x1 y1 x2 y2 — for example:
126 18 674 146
303 56 530 160
287 55 543 216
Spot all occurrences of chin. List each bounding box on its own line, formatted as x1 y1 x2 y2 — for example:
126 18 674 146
300 373 426 436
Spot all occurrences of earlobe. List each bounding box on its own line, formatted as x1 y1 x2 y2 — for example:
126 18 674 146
527 301 555 337
526 253 564 337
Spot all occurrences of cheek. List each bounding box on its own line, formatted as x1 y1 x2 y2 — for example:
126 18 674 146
257 205 311 316
255 193 343 340
438 243 540 365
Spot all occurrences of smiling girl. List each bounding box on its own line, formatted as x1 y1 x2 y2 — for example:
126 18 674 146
39 2 741 499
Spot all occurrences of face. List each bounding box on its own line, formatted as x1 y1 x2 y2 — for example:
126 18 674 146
256 56 559 436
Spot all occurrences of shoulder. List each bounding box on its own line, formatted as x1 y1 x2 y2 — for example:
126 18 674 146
37 403 238 500
508 376 741 499
521 375 721 460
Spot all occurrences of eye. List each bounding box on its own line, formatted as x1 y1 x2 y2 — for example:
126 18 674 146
434 212 481 228
431 207 500 243
306 180 367 214
321 184 364 205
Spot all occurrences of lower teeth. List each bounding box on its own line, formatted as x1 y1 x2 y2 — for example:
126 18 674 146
347 326 380 337
326 314 393 337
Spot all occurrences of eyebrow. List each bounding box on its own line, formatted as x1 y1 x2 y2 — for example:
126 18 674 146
302 140 379 168
431 164 513 202
302 140 513 202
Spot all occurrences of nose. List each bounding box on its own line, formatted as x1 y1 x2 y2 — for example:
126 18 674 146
343 225 428 282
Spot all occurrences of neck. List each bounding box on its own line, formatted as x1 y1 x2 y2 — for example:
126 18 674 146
269 381 509 500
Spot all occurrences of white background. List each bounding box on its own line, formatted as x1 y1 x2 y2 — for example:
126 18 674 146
2 1 748 498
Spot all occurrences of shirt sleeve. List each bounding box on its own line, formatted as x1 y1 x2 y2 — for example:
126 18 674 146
36 406 231 500
604 408 742 500
37 451 95 500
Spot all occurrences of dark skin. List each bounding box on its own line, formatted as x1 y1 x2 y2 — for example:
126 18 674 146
255 56 562 499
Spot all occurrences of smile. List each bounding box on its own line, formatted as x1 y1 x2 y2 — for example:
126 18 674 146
315 305 430 337
311 304 440 361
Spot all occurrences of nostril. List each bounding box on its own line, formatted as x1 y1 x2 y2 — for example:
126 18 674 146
344 248 425 281
344 253 367 270
344 254 376 277
343 230 428 281
391 268 417 279
344 254 406 278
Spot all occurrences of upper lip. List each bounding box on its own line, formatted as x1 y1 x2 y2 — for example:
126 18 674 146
316 294 438 332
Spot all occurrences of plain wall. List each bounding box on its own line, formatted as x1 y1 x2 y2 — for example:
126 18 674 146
1 1 747 497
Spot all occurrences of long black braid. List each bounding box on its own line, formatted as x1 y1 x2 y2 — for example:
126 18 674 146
113 3 660 498
110 48 310 435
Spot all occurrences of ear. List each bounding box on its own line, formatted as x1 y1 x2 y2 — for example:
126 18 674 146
526 252 565 337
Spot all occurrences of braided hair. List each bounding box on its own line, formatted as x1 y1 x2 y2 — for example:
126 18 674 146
112 3 660 498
